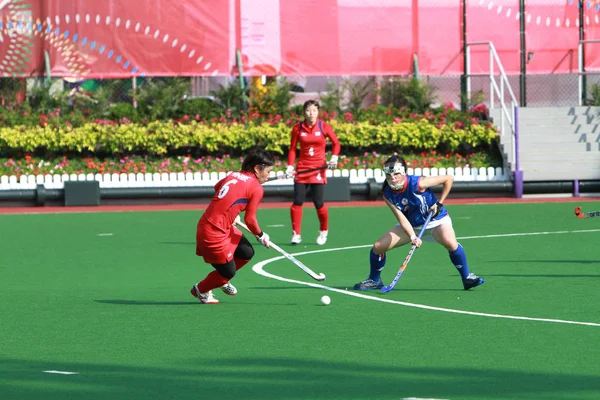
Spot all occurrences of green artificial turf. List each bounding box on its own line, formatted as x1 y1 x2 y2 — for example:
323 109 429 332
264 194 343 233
1 201 599 399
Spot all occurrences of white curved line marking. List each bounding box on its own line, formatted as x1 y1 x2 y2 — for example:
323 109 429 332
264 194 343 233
252 229 600 327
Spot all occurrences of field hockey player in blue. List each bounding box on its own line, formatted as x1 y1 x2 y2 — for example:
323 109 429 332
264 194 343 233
353 155 485 291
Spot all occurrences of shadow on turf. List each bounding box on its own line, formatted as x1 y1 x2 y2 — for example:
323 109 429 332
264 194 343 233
1 357 599 400
490 259 600 264
252 286 463 292
485 274 600 278
94 300 198 306
94 300 298 306
158 241 324 248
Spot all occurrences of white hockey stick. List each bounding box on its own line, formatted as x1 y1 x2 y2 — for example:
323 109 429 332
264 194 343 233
235 221 326 281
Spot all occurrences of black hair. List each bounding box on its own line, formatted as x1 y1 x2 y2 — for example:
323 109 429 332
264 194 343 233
383 155 408 174
241 148 274 172
303 100 320 111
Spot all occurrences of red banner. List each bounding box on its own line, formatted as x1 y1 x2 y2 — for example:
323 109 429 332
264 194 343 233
0 0 594 77
0 0 230 78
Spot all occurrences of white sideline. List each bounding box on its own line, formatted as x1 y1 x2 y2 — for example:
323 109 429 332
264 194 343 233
0 167 509 190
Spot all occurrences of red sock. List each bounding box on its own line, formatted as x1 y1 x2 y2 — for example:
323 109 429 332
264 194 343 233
197 270 228 293
235 257 249 270
316 205 328 231
291 204 303 234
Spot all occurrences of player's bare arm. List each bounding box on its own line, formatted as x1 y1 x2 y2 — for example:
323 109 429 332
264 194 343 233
384 197 421 247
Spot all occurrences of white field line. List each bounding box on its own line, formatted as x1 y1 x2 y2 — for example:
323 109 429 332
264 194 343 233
252 229 600 327
403 398 449 400
43 370 79 375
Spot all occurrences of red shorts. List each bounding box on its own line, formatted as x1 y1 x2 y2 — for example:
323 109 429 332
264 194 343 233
196 226 242 265
294 168 327 184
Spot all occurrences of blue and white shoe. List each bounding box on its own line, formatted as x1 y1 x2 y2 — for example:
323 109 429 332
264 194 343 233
463 273 485 290
353 278 384 290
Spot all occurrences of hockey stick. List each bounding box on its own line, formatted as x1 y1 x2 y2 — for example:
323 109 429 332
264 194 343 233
235 221 326 281
574 206 600 219
381 211 434 293
266 165 327 182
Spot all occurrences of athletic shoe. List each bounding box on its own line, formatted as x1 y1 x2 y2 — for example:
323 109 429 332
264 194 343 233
190 285 219 304
316 230 328 246
221 282 237 296
463 273 485 290
353 278 384 290
291 232 302 245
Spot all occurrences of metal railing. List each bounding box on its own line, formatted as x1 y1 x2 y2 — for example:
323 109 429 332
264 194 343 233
465 41 521 196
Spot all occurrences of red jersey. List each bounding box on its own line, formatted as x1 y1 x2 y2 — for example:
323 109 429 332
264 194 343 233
288 120 340 184
196 171 263 263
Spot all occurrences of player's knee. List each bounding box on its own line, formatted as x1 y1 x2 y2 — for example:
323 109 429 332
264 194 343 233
235 245 254 260
372 242 386 255
215 262 236 280
234 239 255 260
314 200 324 209
292 200 304 206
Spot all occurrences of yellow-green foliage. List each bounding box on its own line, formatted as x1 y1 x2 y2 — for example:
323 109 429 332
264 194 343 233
0 120 498 155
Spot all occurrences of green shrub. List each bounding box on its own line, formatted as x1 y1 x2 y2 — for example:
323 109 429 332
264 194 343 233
210 82 248 118
107 102 139 122
344 78 376 116
176 97 224 120
0 119 498 157
586 84 600 106
379 77 436 113
134 77 190 120
249 78 293 117
319 80 343 114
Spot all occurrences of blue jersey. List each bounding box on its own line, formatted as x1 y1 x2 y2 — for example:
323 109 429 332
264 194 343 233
382 175 448 226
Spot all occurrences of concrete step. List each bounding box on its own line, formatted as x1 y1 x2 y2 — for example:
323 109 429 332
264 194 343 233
519 152 600 161
522 169 600 181
518 106 600 118
491 106 600 181
520 143 600 152
519 132 600 143
519 116 600 124
518 124 600 133
518 142 589 152
519 131 599 137
519 140 600 154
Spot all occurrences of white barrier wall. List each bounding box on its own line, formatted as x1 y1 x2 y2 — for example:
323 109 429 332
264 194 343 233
0 167 510 191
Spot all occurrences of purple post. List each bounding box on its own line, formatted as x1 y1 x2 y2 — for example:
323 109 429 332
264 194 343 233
574 179 580 197
514 106 523 198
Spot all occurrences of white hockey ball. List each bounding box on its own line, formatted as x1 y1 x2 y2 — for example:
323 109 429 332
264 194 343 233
321 295 331 306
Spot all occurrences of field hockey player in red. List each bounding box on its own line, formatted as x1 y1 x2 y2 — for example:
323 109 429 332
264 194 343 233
286 100 341 246
191 148 274 304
